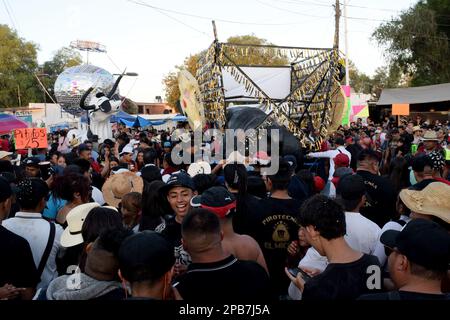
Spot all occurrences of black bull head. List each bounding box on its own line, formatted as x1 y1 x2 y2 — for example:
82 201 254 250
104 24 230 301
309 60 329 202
79 74 123 113
225 106 301 156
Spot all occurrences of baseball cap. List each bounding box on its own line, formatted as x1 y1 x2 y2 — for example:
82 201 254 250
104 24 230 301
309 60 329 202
190 186 236 218
160 172 195 195
118 231 175 282
78 143 90 153
119 145 133 156
380 219 450 272
187 162 211 177
313 176 326 192
163 141 172 148
0 176 12 203
333 153 350 167
253 151 270 166
337 174 365 200
23 157 40 167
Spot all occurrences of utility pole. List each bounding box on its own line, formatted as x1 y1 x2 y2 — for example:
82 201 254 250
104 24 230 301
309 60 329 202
344 0 350 87
333 0 341 49
17 84 21 107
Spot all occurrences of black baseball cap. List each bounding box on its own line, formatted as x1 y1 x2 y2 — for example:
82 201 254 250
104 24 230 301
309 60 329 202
0 176 12 202
118 231 175 283
78 143 91 153
191 186 236 218
337 174 365 200
161 172 195 195
23 157 40 167
381 219 450 272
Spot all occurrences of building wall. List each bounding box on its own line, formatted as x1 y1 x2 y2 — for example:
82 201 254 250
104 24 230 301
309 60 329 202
136 102 173 115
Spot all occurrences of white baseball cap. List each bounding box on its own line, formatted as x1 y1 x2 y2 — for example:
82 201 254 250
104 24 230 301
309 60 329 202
119 144 134 156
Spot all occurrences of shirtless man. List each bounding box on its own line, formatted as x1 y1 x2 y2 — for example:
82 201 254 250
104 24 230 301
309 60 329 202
191 186 268 274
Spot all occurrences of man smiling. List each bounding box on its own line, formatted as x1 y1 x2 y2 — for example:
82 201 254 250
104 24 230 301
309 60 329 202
160 172 197 277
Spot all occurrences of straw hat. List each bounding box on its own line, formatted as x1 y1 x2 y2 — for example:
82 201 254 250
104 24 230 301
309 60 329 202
0 150 12 160
412 126 422 133
69 138 81 148
102 171 144 208
399 182 450 224
421 130 439 141
60 202 100 248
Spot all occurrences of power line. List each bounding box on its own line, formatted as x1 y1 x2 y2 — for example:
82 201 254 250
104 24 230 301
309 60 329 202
256 0 333 19
5 0 20 31
128 0 210 37
2 0 17 31
272 0 401 12
128 0 327 26
271 0 450 25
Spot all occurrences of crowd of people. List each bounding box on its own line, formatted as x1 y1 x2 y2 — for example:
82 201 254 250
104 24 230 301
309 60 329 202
0 115 449 301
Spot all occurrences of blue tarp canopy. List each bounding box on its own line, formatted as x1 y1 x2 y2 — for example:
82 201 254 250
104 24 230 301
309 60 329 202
81 111 137 124
110 111 136 123
119 116 154 128
171 114 187 122
50 124 69 132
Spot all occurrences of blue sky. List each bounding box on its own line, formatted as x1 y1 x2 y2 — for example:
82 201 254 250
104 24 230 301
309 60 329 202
1 0 417 102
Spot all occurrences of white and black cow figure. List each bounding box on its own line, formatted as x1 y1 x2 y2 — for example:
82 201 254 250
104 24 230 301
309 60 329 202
79 74 124 141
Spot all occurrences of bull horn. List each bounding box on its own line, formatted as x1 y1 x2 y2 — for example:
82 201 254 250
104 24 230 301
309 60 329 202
107 74 123 98
80 87 95 110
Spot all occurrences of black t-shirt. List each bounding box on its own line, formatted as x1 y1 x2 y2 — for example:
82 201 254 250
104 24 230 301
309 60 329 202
303 254 382 300
359 291 450 300
0 225 40 288
356 170 397 227
174 255 273 302
409 179 437 191
231 193 263 235
249 197 302 296
160 216 191 266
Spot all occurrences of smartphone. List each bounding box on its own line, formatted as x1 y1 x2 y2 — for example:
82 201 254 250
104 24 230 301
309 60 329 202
287 267 312 281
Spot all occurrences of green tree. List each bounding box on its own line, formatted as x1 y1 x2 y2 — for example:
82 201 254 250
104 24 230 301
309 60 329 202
163 35 289 108
0 24 41 108
373 1 450 86
347 60 372 94
40 47 82 101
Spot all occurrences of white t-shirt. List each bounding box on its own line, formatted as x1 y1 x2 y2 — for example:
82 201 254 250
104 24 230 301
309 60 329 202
288 211 381 300
2 212 63 290
373 215 411 267
91 186 105 205
309 146 352 180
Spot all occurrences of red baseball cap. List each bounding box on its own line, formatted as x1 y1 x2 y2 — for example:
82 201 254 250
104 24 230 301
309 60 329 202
333 153 350 167
313 176 326 192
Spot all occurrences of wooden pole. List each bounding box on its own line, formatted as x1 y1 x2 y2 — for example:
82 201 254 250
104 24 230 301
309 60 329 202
212 20 218 41
334 0 341 49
